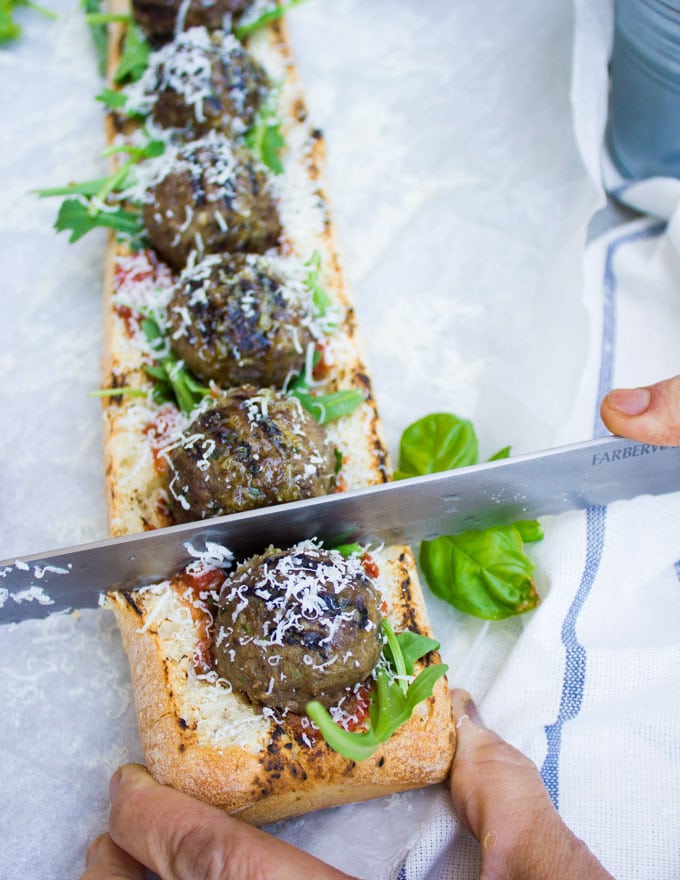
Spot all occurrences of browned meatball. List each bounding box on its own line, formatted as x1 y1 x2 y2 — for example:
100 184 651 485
166 253 320 388
165 385 337 521
125 28 268 137
141 132 281 269
132 0 253 44
213 543 384 713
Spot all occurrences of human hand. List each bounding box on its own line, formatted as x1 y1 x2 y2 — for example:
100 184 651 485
600 375 680 445
81 763 356 880
82 696 615 880
449 690 613 879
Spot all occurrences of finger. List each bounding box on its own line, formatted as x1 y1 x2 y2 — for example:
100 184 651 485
108 763 355 880
449 690 613 879
449 689 549 844
80 833 144 880
600 375 680 445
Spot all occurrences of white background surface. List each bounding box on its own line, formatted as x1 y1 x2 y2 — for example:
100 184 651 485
3 0 680 878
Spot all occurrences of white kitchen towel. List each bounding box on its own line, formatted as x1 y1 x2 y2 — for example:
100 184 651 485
400 191 680 880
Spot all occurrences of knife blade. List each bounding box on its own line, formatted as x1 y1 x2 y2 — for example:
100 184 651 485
1 434 679 624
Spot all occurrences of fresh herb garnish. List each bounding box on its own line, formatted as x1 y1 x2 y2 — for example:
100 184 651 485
396 412 542 620
244 83 285 174
306 622 447 761
0 0 56 45
80 0 111 74
113 21 150 84
96 86 128 110
53 198 144 243
288 355 363 425
234 0 308 41
332 542 364 558
305 250 336 324
395 412 478 480
34 136 163 245
293 386 364 424
140 315 210 414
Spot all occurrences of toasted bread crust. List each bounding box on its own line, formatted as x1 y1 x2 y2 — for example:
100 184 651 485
101 6 455 825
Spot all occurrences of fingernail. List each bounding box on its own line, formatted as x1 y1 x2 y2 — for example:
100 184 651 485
456 696 484 729
464 697 484 726
110 767 123 800
607 387 651 416
85 836 102 867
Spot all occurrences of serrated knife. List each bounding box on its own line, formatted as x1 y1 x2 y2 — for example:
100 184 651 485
1 434 679 624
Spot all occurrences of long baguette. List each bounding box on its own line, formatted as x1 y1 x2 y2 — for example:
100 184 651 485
101 5 455 824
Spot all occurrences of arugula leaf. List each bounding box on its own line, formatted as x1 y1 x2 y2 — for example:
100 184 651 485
244 84 285 174
306 623 447 761
332 543 363 558
34 177 113 198
90 386 147 400
387 629 441 675
0 0 56 45
394 412 478 480
91 314 209 413
140 316 210 414
113 22 150 84
0 0 22 42
421 525 541 620
36 137 160 245
234 0 308 40
96 87 128 110
305 250 336 320
292 387 364 425
80 0 109 74
84 10 131 24
287 349 364 424
54 198 144 243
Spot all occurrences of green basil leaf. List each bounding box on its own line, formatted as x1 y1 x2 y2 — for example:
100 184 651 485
488 445 511 461
513 519 544 544
395 413 478 480
420 524 540 620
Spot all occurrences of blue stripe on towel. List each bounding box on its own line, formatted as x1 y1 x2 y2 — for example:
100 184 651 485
540 220 664 809
675 560 680 582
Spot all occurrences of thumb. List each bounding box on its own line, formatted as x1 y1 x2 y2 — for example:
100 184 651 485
108 763 354 880
449 690 613 879
600 375 680 445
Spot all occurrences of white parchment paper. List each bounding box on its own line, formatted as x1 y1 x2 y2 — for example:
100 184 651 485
0 0 606 876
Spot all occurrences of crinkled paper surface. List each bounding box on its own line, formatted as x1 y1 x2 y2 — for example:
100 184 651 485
0 0 608 877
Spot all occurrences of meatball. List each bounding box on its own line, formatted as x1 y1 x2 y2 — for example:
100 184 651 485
132 0 254 44
167 253 321 388
165 385 337 521
125 28 268 136
213 542 383 713
141 131 281 269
